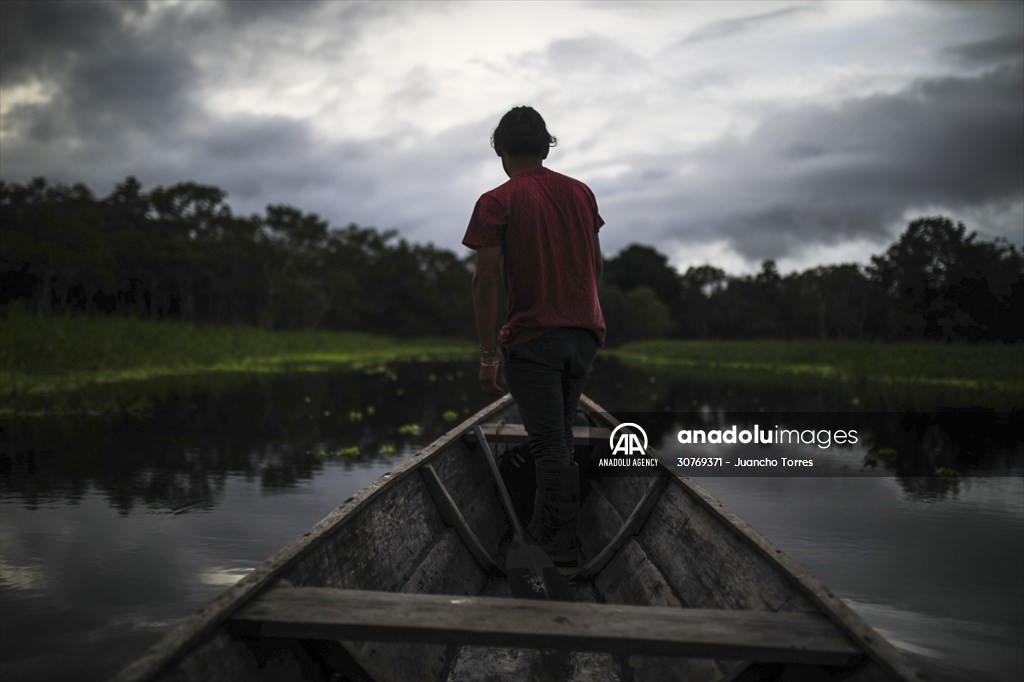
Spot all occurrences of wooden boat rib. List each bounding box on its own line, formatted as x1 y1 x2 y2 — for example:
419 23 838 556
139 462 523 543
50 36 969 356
114 394 924 681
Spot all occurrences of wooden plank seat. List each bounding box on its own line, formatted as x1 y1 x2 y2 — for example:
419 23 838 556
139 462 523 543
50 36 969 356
231 587 861 667
466 423 612 446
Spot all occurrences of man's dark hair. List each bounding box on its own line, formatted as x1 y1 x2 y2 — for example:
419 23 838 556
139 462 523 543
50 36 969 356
491 106 558 158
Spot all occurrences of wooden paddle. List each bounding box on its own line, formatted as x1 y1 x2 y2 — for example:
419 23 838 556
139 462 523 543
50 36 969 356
474 425 574 602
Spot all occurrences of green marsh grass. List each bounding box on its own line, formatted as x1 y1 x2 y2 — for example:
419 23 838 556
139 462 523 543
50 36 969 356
608 339 1023 409
0 312 472 415
4 313 1021 415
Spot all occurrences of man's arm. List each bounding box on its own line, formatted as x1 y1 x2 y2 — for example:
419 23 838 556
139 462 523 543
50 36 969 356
472 246 501 348
472 246 504 395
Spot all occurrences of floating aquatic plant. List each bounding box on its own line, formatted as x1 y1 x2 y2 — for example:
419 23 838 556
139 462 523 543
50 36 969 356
877 448 897 462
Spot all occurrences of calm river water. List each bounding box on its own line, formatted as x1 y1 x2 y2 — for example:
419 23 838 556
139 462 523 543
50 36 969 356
1 358 1021 681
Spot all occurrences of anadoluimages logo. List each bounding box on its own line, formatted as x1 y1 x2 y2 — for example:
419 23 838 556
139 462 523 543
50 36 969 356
609 422 648 456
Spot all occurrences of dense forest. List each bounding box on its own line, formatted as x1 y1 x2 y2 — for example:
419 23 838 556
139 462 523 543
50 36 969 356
2 176 1022 344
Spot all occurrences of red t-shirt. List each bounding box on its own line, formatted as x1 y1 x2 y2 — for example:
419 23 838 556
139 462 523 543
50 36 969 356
463 166 606 347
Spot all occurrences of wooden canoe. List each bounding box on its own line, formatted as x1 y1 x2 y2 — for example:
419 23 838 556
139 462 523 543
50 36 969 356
114 394 924 681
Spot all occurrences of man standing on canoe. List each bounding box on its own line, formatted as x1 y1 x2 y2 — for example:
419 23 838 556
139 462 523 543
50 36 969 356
463 105 605 568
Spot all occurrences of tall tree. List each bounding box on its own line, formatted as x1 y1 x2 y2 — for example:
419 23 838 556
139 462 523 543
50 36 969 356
676 265 728 338
603 244 683 306
256 204 330 329
868 216 1023 340
786 264 870 339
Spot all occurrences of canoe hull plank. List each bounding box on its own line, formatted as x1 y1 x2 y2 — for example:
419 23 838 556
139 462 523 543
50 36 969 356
419 464 504 576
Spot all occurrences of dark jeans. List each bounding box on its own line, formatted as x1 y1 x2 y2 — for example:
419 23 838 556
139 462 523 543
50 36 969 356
502 328 599 470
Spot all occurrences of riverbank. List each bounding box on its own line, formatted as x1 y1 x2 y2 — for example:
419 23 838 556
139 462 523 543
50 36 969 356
0 313 472 416
607 338 1023 409
3 314 1021 415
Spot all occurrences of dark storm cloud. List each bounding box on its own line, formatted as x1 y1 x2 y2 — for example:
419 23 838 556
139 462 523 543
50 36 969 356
2 3 189 141
0 0 333 132
0 0 129 86
0 0 353 212
930 0 1024 66
1 2 193 189
677 5 813 46
2 0 1021 272
176 116 333 206
946 33 1024 66
66 42 198 132
599 62 1024 262
216 0 322 22
0 0 486 241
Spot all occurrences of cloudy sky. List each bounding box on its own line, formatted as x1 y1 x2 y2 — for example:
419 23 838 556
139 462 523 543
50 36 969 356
2 0 1021 274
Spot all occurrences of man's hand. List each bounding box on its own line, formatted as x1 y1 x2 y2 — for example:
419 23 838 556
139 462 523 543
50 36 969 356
478 363 505 396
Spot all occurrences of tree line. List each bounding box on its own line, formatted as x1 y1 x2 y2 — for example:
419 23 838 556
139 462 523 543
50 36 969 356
602 219 1023 343
2 176 1021 343
1 177 471 337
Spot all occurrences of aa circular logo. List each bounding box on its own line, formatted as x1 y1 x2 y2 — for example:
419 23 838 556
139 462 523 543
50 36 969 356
609 422 648 456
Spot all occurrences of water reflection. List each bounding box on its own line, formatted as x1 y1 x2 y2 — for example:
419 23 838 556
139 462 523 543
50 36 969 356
586 359 1023 502
1 363 488 515
0 357 1021 682
1 362 497 681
